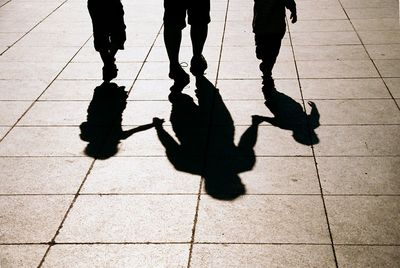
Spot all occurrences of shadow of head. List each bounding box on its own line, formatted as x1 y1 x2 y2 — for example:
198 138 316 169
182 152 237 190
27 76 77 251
80 82 127 159
263 89 320 146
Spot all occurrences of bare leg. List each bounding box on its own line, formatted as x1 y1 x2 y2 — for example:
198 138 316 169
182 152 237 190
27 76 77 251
164 26 182 68
190 24 208 57
190 24 208 76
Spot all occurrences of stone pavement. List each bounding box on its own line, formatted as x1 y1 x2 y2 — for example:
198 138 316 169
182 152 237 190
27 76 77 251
0 0 399 267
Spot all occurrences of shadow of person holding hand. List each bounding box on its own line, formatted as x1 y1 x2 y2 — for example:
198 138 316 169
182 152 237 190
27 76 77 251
253 89 320 145
153 76 261 200
80 82 155 159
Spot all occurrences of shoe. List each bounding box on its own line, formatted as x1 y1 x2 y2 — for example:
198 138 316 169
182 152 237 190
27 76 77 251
190 55 207 76
169 64 190 91
103 63 118 82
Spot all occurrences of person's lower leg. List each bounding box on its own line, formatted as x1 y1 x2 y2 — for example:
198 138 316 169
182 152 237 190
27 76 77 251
164 26 182 68
190 24 208 57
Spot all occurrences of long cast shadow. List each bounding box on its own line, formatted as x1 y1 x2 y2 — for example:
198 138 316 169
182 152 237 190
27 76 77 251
80 82 154 159
254 89 320 145
154 76 260 200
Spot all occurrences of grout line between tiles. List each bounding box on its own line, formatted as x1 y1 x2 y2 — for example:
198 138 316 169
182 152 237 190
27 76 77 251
287 14 340 268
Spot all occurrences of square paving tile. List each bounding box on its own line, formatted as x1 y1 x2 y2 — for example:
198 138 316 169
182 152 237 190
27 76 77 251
17 101 89 126
42 244 189 268
305 99 400 125
0 157 91 194
0 245 48 268
239 156 320 194
56 195 197 243
0 101 31 125
313 125 400 156
335 246 400 268
318 156 400 195
297 60 379 79
326 196 400 244
0 195 72 243
82 157 201 194
384 78 400 98
300 78 391 99
0 127 87 156
0 80 47 101
191 244 335 268
195 195 330 243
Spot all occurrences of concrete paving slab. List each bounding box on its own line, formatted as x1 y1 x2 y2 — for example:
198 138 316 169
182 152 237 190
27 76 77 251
0 195 72 243
304 99 400 125
82 157 201 194
239 156 320 194
191 244 336 267
0 127 87 156
300 78 391 99
42 244 189 268
17 101 89 126
0 101 31 125
384 78 400 98
326 196 400 244
318 156 400 195
56 195 197 243
335 246 400 268
314 125 400 156
0 245 48 268
195 195 330 243
0 157 91 194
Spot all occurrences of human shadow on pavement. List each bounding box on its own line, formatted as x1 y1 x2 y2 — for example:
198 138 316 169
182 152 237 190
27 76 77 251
253 89 320 145
80 82 154 159
153 76 261 200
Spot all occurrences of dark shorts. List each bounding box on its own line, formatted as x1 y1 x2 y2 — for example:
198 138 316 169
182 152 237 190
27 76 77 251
163 0 211 29
88 0 126 51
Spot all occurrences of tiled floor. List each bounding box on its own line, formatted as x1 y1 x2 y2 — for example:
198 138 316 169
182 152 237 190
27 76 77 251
0 0 399 267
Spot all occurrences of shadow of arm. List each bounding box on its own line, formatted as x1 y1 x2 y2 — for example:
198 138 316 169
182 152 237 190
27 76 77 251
120 123 155 140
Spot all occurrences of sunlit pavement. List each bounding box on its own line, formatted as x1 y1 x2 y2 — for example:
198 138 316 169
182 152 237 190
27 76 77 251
0 0 399 267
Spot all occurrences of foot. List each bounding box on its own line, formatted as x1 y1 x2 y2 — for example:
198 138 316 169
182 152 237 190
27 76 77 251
169 64 190 90
190 55 207 76
102 63 118 82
